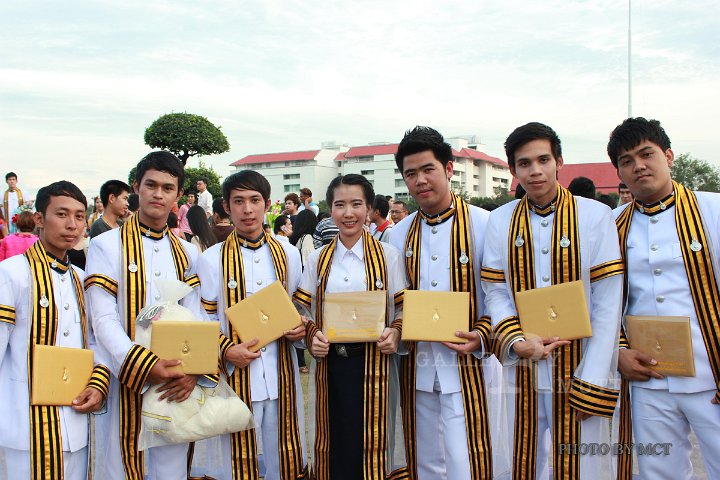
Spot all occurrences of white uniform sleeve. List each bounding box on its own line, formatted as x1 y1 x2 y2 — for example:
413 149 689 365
0 266 16 370
481 211 524 365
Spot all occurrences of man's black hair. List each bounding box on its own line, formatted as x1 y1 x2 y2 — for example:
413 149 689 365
99 180 131 207
273 214 289 235
212 197 229 219
198 177 209 185
607 117 671 168
597 194 616 209
135 151 185 189
325 174 375 206
35 180 87 215
504 122 562 169
127 193 139 212
223 170 271 202
618 182 628 190
395 126 453 173
568 176 596 199
5 172 17 181
372 195 390 218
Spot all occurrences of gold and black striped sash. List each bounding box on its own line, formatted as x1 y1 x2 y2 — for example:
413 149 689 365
311 231 399 480
222 230 306 480
117 214 194 479
401 194 492 479
505 185 583 480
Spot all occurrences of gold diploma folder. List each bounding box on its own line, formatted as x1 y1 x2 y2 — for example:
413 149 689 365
31 345 94 406
515 280 592 340
225 280 301 352
625 315 695 377
150 321 220 374
322 290 387 343
401 290 469 343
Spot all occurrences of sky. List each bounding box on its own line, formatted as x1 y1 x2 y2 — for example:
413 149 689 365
1 0 718 200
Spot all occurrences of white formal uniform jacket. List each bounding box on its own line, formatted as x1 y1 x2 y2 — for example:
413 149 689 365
0 255 105 453
614 192 720 393
482 197 622 479
84 228 204 477
388 205 491 393
483 197 622 391
190 238 307 478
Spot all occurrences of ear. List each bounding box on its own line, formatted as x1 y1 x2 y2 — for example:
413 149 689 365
176 187 184 201
33 211 44 229
665 148 675 168
446 160 454 180
223 199 230 216
264 198 272 213
555 155 564 172
133 181 139 194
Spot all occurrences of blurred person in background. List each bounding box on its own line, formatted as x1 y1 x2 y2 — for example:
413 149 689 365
0 211 37 261
211 197 234 243
289 209 317 267
188 204 217 252
89 180 130 239
177 190 196 241
273 214 292 243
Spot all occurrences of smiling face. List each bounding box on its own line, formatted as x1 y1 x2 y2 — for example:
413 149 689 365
35 194 86 259
134 168 182 229
186 193 196 205
401 150 453 215
331 184 369 247
226 188 270 239
510 139 563 206
616 140 674 204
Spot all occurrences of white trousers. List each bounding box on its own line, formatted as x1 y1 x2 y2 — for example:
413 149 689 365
415 390 471 480
631 387 720 480
0 446 87 480
253 399 280 480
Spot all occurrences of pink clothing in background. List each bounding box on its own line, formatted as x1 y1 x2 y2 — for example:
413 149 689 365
178 204 192 235
0 233 38 261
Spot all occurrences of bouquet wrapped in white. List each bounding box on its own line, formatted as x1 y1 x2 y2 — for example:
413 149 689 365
136 279 253 450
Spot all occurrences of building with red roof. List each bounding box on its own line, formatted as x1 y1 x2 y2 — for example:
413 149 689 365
231 136 511 203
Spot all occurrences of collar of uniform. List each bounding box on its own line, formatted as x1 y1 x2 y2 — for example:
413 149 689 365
529 196 558 217
336 235 364 261
419 204 455 225
46 251 70 274
237 232 266 250
137 221 169 240
634 192 676 216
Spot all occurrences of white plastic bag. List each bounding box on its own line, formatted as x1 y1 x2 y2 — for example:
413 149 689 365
137 279 254 450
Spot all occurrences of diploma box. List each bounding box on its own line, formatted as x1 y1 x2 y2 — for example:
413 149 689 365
225 280 302 352
150 321 220 374
31 345 94 406
515 280 592 340
401 290 470 343
322 290 387 343
625 315 695 377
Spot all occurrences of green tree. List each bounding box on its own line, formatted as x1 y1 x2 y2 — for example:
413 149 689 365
144 112 230 166
128 161 222 200
671 153 720 192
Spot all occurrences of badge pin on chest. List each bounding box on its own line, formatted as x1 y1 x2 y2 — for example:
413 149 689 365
405 248 413 258
459 252 469 265
228 278 238 289
690 239 702 252
128 261 138 273
560 236 570 248
375 280 384 289
514 235 524 248
39 295 50 308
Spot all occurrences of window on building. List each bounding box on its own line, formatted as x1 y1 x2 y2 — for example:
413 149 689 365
358 156 373 162
473 185 479 191
395 179 406 187
361 170 374 176
394 168 400 174
284 184 300 193
283 174 300 180
473 174 479 179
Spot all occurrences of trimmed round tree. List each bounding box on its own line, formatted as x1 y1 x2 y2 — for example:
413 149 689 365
144 112 230 166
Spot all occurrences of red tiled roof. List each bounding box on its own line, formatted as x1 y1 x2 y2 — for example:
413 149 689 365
340 144 508 168
509 162 620 194
334 151 346 161
230 150 320 166
453 148 508 168
341 144 399 158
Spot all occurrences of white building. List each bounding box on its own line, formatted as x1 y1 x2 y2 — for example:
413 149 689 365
231 137 511 203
